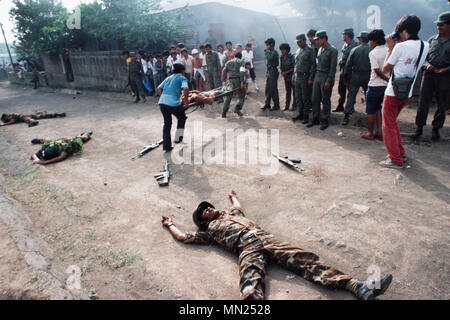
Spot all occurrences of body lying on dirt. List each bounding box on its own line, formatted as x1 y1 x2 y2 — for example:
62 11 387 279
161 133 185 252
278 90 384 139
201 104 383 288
30 131 93 165
182 84 240 108
162 190 393 300
0 112 66 127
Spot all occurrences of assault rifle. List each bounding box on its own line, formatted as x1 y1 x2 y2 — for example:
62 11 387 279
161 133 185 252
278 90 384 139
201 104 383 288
154 161 172 187
132 139 164 160
272 153 305 172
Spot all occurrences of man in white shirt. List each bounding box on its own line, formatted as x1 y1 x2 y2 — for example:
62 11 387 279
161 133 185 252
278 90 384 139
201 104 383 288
181 48 194 89
362 29 389 141
242 43 259 91
380 15 430 168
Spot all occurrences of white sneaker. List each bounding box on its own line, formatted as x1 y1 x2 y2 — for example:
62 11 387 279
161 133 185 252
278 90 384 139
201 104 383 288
379 158 403 169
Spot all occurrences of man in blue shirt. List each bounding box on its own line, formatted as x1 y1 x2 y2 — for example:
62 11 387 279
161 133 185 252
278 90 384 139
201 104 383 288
158 63 190 152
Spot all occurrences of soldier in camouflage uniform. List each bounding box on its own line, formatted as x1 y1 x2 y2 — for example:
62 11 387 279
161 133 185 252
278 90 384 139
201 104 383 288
333 28 358 113
30 131 93 165
309 31 338 131
279 43 296 111
162 190 393 300
1 111 66 127
128 55 147 103
261 38 281 111
341 32 372 126
291 34 316 124
221 52 246 118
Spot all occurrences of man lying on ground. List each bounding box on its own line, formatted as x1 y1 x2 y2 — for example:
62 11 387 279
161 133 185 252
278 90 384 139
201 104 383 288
30 131 93 165
162 190 393 300
0 112 66 127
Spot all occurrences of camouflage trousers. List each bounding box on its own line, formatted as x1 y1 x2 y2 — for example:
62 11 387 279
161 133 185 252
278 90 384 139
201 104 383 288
8 112 61 124
239 232 352 300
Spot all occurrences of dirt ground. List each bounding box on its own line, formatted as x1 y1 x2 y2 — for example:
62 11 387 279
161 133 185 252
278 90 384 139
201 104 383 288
0 66 449 300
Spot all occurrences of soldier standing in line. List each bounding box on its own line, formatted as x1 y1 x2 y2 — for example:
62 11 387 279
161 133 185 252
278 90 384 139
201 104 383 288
128 54 147 103
308 31 338 131
307 29 319 56
411 11 450 142
221 52 246 118
279 43 296 111
161 190 393 300
342 32 372 126
333 28 358 113
260 38 281 111
1 112 66 127
291 34 316 124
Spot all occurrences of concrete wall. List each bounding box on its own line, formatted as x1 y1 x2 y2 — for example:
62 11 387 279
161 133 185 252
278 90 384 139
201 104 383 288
40 51 128 91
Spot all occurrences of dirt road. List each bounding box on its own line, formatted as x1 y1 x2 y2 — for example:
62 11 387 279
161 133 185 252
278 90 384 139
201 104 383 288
0 75 448 300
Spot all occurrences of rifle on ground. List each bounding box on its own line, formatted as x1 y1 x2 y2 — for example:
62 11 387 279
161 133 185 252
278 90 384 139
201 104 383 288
272 153 305 172
154 161 172 187
132 139 164 160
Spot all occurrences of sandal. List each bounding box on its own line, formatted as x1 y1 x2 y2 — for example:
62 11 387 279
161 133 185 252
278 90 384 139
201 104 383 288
361 133 375 140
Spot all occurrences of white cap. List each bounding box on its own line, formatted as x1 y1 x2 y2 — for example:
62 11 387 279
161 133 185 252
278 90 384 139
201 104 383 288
191 49 199 55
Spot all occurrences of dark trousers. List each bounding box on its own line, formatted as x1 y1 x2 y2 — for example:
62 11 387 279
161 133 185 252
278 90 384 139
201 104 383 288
337 72 348 107
264 71 280 108
283 76 295 108
416 70 450 129
159 104 187 150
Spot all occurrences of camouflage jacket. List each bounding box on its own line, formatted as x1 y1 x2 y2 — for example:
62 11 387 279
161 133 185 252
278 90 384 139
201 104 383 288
183 207 269 254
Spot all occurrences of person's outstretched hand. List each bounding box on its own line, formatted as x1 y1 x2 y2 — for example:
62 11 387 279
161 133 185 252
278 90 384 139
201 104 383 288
228 190 237 199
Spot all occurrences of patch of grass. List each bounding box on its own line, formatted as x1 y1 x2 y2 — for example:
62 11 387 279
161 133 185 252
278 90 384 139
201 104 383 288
96 249 142 271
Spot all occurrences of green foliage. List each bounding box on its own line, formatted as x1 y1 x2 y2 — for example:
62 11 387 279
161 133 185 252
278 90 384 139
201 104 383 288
10 0 184 58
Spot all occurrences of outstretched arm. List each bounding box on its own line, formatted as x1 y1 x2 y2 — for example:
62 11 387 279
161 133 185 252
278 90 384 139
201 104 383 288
161 216 187 241
31 153 66 165
0 121 16 127
228 190 241 209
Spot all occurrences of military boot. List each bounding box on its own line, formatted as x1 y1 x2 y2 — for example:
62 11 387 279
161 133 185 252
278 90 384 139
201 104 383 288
411 126 423 139
57 113 66 117
301 114 309 124
431 128 440 141
306 118 320 128
342 114 350 126
260 105 270 110
291 113 304 122
28 121 39 127
270 106 281 111
346 274 393 300
332 105 344 113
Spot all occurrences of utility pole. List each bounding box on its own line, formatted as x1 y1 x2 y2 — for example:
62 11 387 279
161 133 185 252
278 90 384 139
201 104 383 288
0 22 14 67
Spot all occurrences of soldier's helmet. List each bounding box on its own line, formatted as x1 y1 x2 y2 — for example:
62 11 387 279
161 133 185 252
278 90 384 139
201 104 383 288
265 38 276 47
193 201 215 229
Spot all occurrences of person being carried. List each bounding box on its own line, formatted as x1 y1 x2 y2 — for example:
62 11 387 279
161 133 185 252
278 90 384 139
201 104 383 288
1 112 66 127
30 131 93 165
161 190 393 300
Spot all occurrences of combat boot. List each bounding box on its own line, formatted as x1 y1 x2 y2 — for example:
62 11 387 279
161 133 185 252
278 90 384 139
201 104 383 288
291 113 303 122
260 105 270 110
57 112 66 117
301 114 309 124
431 128 440 141
270 106 281 111
410 126 423 139
350 274 393 300
320 122 329 130
306 118 320 128
332 105 344 113
28 121 39 127
342 114 350 126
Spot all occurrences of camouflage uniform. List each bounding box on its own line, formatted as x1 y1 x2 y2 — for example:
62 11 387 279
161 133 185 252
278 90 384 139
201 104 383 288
311 44 338 124
205 51 222 90
343 41 371 116
263 49 280 109
184 207 352 300
1 112 64 127
280 53 296 109
293 44 316 117
222 57 246 116
337 39 358 109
